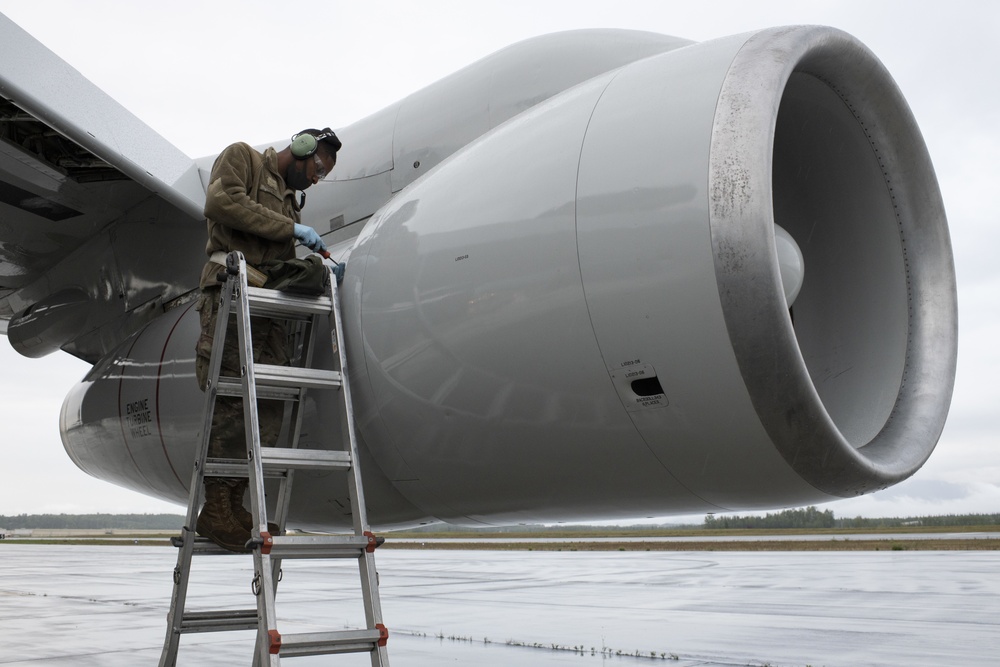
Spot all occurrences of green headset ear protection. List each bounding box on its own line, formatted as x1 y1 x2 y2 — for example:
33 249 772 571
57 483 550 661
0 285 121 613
290 128 340 160
290 132 319 159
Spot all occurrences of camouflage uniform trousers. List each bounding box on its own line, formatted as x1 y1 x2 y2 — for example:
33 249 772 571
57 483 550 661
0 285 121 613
195 286 290 459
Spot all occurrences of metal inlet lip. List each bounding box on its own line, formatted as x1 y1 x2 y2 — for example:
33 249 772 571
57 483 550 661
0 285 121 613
709 26 958 496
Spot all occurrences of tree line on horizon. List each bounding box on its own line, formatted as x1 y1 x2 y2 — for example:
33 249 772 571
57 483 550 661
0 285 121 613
0 513 184 530
702 506 1000 530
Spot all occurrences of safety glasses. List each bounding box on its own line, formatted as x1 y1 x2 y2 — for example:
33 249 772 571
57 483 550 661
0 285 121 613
312 153 329 180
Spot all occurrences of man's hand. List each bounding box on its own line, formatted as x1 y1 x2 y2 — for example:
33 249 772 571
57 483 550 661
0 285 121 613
293 223 327 253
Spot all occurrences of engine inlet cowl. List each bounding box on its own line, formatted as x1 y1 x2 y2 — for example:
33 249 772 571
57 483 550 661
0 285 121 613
708 27 956 497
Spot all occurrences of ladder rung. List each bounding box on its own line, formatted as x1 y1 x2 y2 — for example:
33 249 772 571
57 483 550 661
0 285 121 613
215 377 302 401
262 534 375 559
245 285 332 318
178 609 259 633
203 448 352 478
261 447 352 471
171 534 250 555
215 365 342 398
202 461 284 478
279 629 386 657
257 364 343 390
255 364 342 389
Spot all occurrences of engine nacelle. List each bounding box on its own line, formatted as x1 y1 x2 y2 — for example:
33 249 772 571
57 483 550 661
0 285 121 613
343 25 956 524
60 26 956 528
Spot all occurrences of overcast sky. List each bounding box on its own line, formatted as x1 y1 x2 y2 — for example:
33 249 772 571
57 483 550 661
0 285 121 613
0 1 996 521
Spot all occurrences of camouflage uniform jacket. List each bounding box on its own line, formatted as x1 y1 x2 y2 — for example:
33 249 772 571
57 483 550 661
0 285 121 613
198 142 300 288
195 142 297 455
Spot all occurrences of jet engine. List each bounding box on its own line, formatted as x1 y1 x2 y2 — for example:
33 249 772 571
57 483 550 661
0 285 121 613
60 26 956 528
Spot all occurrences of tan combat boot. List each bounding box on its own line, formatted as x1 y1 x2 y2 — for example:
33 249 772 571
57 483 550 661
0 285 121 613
229 479 280 536
196 478 252 552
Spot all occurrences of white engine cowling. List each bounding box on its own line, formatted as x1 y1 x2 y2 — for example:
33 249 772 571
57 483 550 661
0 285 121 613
342 26 956 524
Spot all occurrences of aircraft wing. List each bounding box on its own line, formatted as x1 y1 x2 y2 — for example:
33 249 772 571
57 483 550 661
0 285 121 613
1 12 207 361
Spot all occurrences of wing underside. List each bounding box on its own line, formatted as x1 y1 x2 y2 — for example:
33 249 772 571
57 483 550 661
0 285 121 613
1 12 207 361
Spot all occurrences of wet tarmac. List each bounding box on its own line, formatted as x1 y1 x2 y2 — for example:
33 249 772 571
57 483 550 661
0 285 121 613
1 544 997 666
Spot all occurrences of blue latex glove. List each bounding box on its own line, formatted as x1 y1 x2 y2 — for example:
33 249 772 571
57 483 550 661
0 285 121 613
332 262 345 284
293 223 327 253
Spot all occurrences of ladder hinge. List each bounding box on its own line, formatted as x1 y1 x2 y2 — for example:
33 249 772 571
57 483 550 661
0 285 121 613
268 629 282 655
376 623 389 647
259 530 274 555
364 531 383 553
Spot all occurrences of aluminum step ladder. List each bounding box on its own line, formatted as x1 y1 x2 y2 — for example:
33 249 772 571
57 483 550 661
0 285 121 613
160 251 389 666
